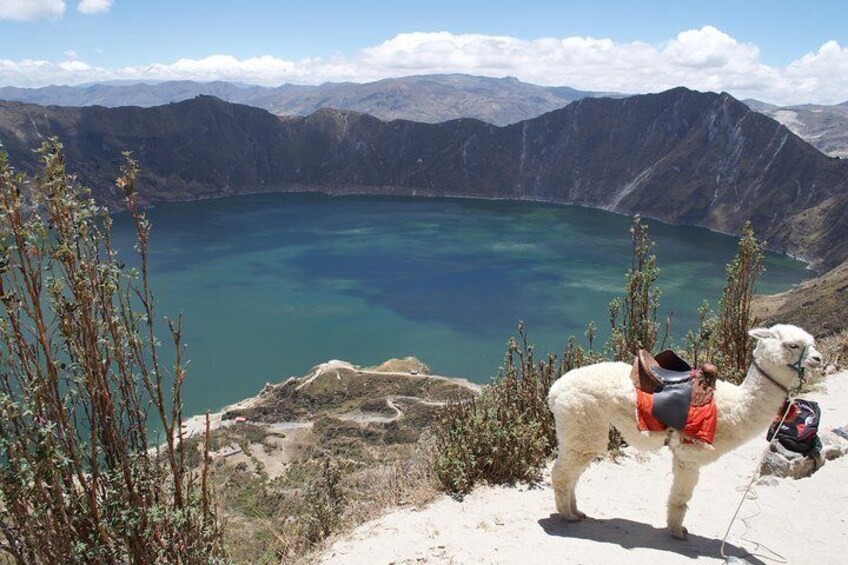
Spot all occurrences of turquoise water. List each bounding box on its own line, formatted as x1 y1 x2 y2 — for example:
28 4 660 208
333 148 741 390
110 194 810 416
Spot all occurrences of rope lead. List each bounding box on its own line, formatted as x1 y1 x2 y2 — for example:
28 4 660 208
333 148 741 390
720 346 809 563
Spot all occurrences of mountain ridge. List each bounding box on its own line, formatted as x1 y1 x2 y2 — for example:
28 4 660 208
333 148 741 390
4 76 845 157
0 88 846 270
0 74 615 126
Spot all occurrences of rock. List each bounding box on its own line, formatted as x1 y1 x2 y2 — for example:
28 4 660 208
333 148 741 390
758 427 848 480
770 442 801 460
821 444 842 460
760 442 818 479
760 450 791 478
820 430 848 460
756 476 780 487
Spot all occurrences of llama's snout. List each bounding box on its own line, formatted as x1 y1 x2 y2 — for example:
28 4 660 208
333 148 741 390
805 351 823 368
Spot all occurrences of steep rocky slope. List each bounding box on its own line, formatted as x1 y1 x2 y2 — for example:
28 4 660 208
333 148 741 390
745 99 848 158
754 259 848 337
1 87 846 269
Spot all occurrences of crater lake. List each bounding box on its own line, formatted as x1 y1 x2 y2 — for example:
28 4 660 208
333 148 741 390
110 194 810 417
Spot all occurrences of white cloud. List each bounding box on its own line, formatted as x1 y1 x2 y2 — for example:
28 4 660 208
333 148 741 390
0 0 65 21
77 0 111 14
662 26 759 69
58 60 92 72
1 26 847 105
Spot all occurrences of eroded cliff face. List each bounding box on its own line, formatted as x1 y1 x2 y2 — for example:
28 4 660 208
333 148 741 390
754 258 848 338
750 101 848 159
1 87 846 268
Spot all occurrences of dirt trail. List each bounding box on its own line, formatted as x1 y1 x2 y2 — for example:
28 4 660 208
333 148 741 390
338 395 448 424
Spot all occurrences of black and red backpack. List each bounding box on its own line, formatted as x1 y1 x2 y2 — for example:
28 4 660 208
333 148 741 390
766 399 822 456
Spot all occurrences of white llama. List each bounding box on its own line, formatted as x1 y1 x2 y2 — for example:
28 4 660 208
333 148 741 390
547 324 823 539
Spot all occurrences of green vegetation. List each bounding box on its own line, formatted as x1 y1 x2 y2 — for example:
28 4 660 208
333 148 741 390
193 411 441 563
0 141 223 563
169 358 463 563
433 215 771 494
433 325 560 494
714 222 767 383
681 222 767 383
608 215 662 361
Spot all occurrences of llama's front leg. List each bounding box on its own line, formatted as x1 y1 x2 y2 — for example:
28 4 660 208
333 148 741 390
667 456 700 539
551 450 594 521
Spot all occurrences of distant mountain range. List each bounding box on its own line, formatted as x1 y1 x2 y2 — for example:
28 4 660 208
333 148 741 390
1 88 846 271
0 75 616 126
4 75 846 158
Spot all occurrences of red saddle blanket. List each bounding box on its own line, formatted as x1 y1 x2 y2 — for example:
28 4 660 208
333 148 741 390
636 387 718 445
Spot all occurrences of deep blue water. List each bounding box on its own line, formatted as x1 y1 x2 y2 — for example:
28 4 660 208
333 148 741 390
110 194 810 416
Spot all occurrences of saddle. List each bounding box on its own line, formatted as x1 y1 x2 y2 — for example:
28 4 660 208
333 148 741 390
631 349 718 443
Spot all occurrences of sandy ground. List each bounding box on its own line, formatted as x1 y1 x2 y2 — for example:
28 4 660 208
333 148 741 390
319 373 848 565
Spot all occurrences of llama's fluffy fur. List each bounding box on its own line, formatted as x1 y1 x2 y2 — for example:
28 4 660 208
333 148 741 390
547 324 823 539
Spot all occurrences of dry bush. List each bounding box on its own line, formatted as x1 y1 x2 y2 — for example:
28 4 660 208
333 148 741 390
713 221 766 383
819 329 848 372
213 426 442 563
608 215 661 361
0 141 223 563
681 222 766 384
345 444 440 516
282 449 438 562
432 323 574 494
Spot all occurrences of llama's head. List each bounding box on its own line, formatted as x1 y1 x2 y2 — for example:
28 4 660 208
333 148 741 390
748 324 822 388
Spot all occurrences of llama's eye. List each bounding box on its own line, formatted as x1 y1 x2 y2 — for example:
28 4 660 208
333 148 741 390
786 344 800 349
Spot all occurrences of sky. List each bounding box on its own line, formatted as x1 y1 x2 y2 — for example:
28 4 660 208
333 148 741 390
1 0 847 105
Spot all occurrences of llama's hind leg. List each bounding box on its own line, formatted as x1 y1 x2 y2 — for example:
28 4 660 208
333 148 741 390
667 455 701 539
551 425 608 521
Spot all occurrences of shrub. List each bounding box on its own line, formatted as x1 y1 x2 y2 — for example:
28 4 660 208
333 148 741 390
682 222 766 383
429 213 787 498
0 141 223 563
683 300 715 367
819 328 848 372
432 217 669 492
713 221 766 383
608 215 661 361
433 323 568 494
299 456 346 545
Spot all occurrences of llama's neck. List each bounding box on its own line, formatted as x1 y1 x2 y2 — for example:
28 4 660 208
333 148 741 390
721 364 790 448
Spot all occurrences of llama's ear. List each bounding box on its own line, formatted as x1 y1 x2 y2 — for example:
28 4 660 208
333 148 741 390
748 327 774 340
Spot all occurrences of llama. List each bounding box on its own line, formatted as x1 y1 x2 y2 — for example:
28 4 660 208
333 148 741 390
547 324 823 539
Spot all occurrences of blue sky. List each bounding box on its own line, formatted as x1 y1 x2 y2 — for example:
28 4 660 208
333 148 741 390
1 0 847 104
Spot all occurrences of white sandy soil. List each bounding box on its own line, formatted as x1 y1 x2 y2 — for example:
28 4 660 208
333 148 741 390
320 373 848 565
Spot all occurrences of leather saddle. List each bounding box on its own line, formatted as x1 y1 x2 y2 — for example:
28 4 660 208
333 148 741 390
631 350 716 432
631 349 692 393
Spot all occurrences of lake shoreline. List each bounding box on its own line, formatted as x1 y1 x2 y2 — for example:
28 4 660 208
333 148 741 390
123 187 821 273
